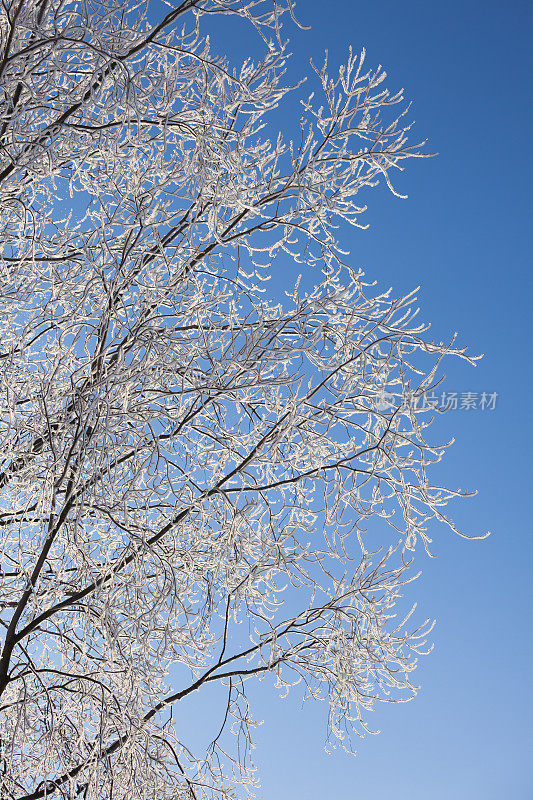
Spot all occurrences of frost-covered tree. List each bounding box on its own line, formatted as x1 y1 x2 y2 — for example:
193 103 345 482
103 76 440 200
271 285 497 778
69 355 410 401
0 1 482 797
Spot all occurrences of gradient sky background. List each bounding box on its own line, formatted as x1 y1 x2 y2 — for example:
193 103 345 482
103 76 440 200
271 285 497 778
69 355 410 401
157 1 532 797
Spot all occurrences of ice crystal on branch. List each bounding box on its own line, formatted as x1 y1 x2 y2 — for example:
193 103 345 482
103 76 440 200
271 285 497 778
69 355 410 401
0 2 482 798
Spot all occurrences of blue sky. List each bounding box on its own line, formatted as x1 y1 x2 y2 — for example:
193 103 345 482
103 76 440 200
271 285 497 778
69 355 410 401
138 1 531 796
186 1 532 798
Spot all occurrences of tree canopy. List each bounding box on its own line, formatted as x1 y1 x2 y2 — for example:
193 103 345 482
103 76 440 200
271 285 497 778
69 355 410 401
0 2 482 797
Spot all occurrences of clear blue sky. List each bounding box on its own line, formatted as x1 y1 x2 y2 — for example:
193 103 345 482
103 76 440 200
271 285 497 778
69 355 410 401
155 1 532 796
